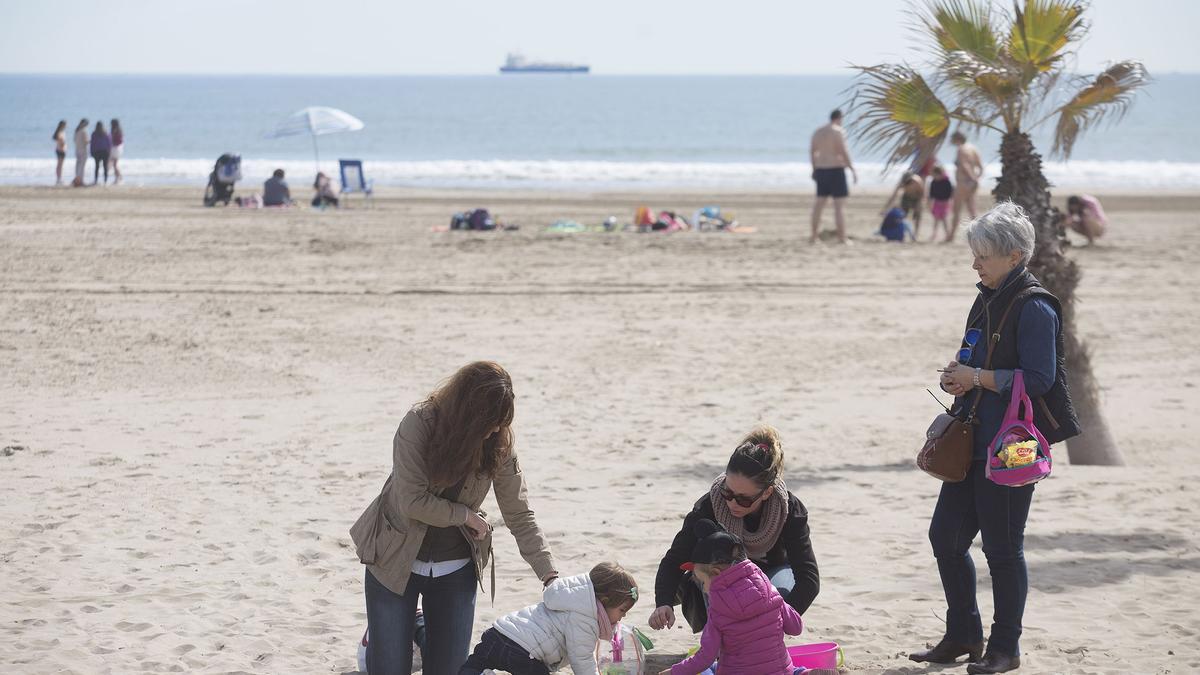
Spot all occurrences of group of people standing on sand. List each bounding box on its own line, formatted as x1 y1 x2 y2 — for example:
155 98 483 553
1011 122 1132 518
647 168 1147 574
808 111 1104 246
809 109 985 245
53 118 124 187
350 205 1079 674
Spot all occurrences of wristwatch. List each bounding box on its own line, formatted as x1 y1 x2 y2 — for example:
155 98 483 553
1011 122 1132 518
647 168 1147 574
973 368 982 389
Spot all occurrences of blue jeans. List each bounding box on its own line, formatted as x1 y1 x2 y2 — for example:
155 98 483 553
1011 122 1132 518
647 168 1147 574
928 460 1035 655
365 565 478 675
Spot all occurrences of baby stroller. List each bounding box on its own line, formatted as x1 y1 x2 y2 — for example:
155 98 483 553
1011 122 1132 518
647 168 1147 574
203 154 242 206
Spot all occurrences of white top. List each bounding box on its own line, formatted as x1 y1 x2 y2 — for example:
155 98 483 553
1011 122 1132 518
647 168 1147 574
411 558 470 578
493 573 602 675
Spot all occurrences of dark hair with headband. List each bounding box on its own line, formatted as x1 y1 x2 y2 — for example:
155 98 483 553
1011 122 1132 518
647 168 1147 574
725 425 784 490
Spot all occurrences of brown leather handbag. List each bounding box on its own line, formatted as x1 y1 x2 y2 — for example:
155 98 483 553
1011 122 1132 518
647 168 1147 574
917 292 1024 482
917 405 978 482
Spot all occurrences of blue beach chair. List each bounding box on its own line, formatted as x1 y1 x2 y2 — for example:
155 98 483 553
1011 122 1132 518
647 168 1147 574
338 159 374 206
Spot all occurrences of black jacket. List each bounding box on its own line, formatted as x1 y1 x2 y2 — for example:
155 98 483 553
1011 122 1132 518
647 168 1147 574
654 491 820 631
955 267 1082 445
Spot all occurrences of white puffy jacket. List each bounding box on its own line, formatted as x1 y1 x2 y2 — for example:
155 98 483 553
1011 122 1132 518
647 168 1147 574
493 573 600 674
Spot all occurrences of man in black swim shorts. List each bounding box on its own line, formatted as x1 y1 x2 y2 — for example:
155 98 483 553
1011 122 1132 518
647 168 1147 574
809 109 857 244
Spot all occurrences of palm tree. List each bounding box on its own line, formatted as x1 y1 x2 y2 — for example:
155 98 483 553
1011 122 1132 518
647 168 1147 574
847 0 1149 465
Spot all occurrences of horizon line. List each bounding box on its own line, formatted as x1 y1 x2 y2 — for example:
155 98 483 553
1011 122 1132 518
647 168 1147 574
4 70 1197 78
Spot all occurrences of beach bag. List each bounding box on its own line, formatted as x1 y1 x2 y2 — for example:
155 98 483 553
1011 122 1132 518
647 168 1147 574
596 623 651 675
986 370 1053 487
468 208 495 230
356 627 368 673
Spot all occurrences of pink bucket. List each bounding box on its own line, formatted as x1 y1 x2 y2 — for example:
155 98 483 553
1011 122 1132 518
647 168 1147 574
788 642 844 669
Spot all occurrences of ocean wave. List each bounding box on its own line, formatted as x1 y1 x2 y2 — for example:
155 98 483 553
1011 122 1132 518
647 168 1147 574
3 157 1200 190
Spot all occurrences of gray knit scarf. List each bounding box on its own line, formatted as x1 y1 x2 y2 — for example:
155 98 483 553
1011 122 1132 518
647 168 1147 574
708 473 789 560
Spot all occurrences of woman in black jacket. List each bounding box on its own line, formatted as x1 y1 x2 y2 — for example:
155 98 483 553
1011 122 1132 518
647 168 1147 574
647 426 819 633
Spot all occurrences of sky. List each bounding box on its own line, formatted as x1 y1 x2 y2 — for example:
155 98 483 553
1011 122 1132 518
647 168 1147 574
2 0 1198 75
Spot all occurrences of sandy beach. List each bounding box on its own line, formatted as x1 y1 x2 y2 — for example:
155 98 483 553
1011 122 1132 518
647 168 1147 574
1 185 1198 674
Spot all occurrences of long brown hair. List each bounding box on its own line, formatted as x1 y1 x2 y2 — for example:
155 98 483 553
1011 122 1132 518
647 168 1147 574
725 425 784 489
424 361 515 485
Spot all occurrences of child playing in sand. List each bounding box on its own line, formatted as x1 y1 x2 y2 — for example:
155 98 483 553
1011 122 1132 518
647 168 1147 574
882 171 926 239
928 165 954 242
660 520 826 675
459 562 638 675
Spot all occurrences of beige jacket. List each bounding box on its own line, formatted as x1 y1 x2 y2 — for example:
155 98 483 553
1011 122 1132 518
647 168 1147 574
350 406 557 597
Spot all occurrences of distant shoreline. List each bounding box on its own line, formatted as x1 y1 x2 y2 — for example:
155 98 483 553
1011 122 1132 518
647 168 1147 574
4 157 1200 191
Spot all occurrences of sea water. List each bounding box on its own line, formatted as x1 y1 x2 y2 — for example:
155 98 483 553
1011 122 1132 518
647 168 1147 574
2 74 1197 189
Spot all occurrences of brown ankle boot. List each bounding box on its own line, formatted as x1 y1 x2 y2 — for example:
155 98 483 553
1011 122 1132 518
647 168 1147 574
909 637 985 663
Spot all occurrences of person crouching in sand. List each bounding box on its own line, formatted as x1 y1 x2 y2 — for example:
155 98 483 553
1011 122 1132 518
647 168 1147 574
459 562 637 675
881 171 925 239
1064 194 1108 245
649 427 819 637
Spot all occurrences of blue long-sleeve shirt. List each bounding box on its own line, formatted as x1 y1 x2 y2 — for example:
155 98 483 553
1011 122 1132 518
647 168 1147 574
963 275 1059 459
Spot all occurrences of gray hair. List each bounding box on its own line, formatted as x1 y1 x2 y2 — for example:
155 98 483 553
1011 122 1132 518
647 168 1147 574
965 201 1036 265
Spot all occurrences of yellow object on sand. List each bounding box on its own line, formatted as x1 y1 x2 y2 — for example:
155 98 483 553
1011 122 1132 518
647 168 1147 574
999 441 1038 468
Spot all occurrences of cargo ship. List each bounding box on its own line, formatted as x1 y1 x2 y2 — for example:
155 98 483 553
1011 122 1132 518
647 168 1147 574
499 53 589 74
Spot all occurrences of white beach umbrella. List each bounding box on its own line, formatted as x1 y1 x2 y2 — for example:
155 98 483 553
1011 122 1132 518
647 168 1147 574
267 106 365 170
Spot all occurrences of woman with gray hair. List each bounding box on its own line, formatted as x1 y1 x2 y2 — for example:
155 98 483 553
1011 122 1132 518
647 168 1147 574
910 202 1080 674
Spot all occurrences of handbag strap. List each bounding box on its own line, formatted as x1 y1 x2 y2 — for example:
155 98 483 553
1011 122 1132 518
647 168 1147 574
1003 370 1028 422
962 289 1027 422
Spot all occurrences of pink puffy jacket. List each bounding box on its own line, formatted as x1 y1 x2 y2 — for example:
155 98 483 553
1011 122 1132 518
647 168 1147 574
671 560 803 675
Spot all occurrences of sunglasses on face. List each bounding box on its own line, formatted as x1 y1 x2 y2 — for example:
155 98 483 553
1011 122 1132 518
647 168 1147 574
957 328 982 364
719 480 769 508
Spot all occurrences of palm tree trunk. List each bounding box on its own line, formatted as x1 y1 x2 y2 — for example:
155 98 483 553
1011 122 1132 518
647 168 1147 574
992 131 1124 465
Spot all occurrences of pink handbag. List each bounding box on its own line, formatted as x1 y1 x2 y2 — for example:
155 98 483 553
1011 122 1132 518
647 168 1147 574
986 370 1053 487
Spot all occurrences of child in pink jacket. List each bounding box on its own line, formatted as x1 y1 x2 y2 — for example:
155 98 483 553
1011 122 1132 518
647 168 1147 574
661 519 825 675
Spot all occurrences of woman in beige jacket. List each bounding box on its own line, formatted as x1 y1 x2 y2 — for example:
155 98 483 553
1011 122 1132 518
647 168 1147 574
351 361 558 675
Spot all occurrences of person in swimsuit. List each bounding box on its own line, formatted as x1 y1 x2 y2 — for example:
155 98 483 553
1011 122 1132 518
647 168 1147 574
1064 195 1108 245
52 120 67 186
109 119 124 184
809 109 857 245
949 131 984 241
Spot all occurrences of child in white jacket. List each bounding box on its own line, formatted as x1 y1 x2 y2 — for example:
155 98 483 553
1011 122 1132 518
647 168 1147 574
459 562 639 675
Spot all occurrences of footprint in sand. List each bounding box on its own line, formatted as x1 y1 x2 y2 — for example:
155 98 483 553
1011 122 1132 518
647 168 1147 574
116 620 154 632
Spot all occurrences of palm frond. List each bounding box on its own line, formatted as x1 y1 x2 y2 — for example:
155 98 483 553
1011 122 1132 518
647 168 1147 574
917 0 1002 63
1008 0 1087 74
943 49 1024 104
1052 60 1150 157
846 64 954 170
